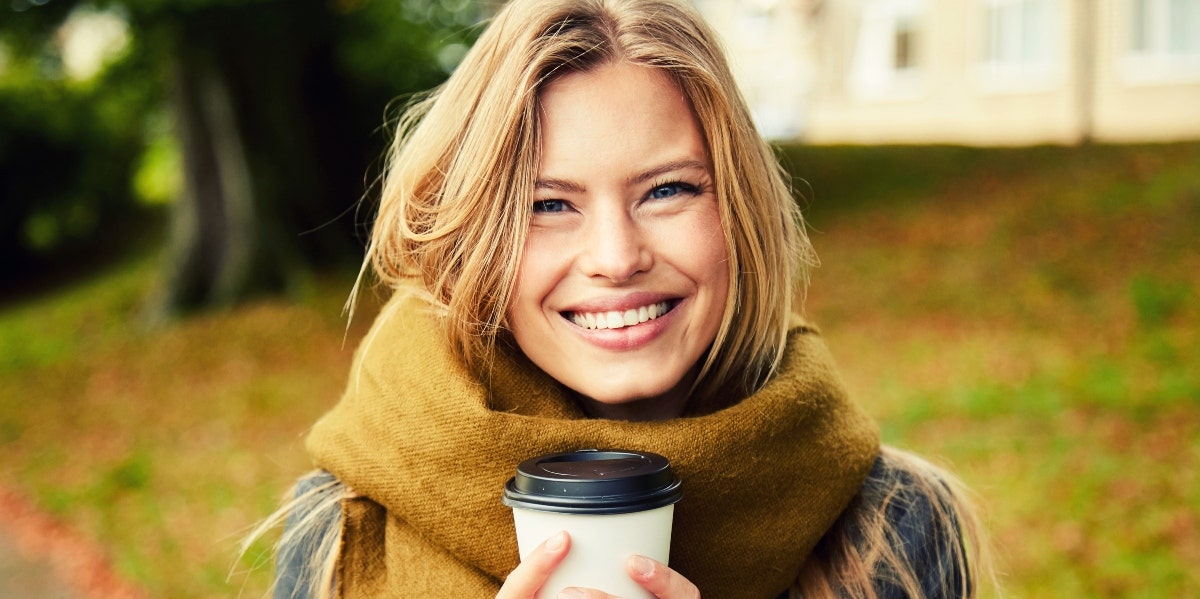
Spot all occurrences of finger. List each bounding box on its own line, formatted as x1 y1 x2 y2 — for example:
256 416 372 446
556 588 616 599
497 531 570 599
627 555 700 599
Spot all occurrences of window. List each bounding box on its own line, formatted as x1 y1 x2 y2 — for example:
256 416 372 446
894 15 919 70
1124 0 1200 82
978 0 1060 88
849 0 926 100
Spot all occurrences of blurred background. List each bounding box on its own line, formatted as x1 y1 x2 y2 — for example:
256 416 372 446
0 0 1196 597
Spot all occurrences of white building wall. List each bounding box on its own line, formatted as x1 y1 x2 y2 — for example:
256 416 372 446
1092 0 1200 141
694 0 1200 145
695 0 814 139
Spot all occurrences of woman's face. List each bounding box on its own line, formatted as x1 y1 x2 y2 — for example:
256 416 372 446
506 61 729 421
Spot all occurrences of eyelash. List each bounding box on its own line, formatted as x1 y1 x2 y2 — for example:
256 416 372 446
531 180 702 213
532 199 570 213
648 179 701 200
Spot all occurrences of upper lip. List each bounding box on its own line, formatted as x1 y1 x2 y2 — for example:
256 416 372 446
559 291 679 315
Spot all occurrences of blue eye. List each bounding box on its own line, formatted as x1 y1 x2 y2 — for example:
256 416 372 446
648 181 699 200
533 199 569 213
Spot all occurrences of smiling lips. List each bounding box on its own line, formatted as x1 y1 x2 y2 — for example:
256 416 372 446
566 300 675 330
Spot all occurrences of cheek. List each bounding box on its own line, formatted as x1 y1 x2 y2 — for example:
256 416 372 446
685 210 730 292
692 216 732 334
510 235 562 319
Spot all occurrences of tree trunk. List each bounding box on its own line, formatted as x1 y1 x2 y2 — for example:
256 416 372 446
143 1 362 324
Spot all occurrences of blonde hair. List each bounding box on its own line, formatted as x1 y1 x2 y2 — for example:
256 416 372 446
239 472 344 599
363 0 814 412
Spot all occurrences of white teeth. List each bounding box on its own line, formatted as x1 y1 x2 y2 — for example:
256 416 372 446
567 301 672 330
605 311 622 329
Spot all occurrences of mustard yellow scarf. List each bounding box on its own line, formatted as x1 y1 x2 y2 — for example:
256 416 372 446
306 294 879 597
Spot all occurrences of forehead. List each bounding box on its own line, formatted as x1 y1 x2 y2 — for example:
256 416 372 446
536 62 708 179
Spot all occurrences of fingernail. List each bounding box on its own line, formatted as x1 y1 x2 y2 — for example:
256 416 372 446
546 531 566 551
558 588 586 599
631 555 654 579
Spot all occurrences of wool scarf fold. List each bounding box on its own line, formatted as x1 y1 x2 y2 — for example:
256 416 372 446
306 294 879 598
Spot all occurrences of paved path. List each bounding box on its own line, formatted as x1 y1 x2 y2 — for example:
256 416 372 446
0 532 80 599
0 486 144 599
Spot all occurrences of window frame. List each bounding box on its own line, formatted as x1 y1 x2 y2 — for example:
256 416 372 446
1120 0 1200 84
974 0 1063 93
848 0 928 102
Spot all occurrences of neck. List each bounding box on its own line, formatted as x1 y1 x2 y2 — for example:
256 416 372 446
570 369 697 421
572 391 687 421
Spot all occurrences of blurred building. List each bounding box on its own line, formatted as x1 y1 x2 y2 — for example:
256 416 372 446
696 0 1200 145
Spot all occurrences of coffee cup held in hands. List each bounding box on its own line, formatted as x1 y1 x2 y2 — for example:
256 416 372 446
502 449 684 599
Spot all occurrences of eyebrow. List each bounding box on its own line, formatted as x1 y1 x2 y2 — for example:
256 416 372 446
629 159 709 185
534 178 585 193
534 159 709 193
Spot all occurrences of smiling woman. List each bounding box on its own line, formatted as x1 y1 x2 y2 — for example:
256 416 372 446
245 1 994 598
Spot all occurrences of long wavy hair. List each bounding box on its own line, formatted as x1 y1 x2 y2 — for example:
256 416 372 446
361 0 813 412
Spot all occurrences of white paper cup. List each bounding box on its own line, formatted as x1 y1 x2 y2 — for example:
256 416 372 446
502 450 683 599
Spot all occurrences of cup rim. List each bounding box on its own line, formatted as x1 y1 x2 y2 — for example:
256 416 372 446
501 449 683 515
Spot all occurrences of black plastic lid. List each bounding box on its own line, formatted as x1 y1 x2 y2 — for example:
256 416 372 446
502 449 683 515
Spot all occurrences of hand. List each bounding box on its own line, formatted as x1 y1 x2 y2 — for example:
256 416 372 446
497 531 571 599
557 555 700 599
496 531 700 599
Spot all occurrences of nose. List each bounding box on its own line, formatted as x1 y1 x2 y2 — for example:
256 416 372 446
579 209 652 283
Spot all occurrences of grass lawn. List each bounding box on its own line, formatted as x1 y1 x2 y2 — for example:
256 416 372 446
1 142 1197 597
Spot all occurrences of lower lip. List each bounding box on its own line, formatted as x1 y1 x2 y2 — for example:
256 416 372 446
566 304 678 351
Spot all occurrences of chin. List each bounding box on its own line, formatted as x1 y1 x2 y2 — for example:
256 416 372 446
573 377 689 409
573 376 668 402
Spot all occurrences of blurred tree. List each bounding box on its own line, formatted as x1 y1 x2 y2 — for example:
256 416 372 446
0 0 482 318
0 2 155 291
145 0 363 319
